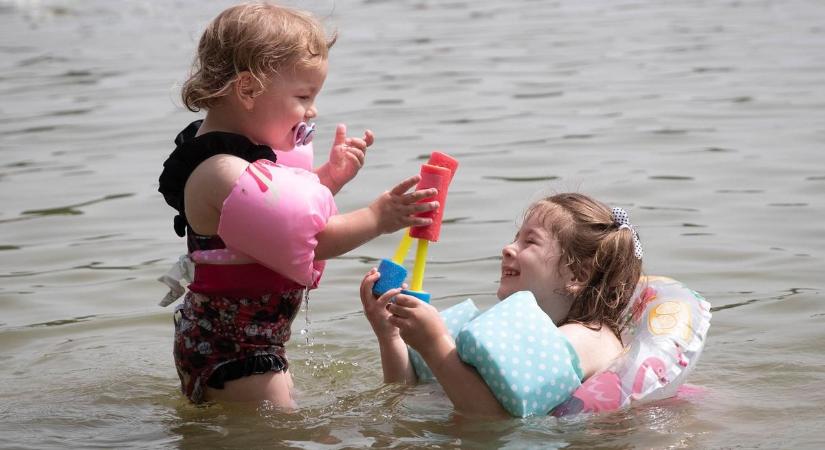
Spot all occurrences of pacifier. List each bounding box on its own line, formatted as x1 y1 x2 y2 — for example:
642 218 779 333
293 122 315 146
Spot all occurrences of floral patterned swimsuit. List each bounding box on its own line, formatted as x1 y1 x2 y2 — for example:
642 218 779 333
172 231 305 403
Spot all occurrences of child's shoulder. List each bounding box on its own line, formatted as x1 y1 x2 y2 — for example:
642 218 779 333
186 154 250 213
559 322 623 380
187 154 249 187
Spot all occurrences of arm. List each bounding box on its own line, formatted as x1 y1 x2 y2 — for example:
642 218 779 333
315 124 375 195
314 175 438 260
388 295 509 418
359 269 417 384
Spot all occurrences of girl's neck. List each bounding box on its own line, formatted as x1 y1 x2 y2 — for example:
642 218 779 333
196 104 249 139
537 292 574 326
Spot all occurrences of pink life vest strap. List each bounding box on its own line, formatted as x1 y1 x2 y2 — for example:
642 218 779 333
274 141 314 172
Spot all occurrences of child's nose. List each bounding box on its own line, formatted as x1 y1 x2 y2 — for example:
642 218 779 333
501 243 516 258
305 104 318 120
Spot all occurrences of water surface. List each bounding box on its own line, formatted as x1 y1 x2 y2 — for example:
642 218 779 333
1 0 824 448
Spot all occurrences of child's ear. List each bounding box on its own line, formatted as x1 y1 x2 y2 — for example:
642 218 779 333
564 269 585 296
235 72 260 110
565 280 584 296
561 263 583 296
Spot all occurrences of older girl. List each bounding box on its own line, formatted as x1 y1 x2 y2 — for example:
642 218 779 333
361 193 643 416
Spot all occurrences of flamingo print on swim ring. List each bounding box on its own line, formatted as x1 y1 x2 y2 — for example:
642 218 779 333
631 356 668 400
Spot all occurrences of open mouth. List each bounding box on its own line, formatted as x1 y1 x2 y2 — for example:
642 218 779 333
501 268 519 278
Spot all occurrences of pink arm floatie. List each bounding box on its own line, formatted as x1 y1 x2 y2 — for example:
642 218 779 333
216 159 337 287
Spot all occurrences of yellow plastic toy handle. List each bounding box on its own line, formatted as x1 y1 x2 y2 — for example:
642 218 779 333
410 239 429 292
392 230 414 264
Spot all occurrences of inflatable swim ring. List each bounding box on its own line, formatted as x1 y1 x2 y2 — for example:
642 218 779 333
551 275 711 416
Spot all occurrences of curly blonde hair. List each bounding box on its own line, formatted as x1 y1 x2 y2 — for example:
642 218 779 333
524 193 643 338
181 2 337 112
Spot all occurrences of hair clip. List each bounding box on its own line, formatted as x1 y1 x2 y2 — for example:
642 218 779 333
611 207 643 259
293 122 315 146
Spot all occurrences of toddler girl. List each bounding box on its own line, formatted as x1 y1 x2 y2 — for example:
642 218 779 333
158 2 438 406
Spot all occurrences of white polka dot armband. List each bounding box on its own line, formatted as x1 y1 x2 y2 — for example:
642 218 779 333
455 291 584 417
408 299 481 382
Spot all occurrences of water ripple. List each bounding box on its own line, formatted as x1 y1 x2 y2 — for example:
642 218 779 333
711 287 817 312
483 175 559 182
20 193 133 217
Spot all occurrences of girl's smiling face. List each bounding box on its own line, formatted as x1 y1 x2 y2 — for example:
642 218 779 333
245 59 328 151
498 212 575 324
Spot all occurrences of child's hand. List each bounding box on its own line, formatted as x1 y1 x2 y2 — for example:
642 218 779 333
313 176 437 260
360 268 402 340
326 124 374 188
388 294 450 357
371 176 439 234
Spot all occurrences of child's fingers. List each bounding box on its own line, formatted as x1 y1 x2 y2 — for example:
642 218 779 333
413 201 438 213
376 288 402 308
399 200 437 226
345 146 366 166
390 175 422 196
388 312 416 330
346 137 368 151
363 129 375 147
333 123 348 146
407 187 438 203
392 294 420 308
359 268 379 299
387 314 405 329
388 294 427 319
387 302 413 319
362 267 378 284
410 216 434 227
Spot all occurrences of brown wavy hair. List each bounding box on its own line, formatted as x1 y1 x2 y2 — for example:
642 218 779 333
181 2 337 112
524 193 643 337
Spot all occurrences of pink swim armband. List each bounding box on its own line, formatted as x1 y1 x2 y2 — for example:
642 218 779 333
217 160 337 287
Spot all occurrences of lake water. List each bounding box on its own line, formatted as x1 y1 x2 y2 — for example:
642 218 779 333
1 0 824 448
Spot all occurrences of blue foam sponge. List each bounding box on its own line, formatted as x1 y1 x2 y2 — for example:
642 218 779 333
373 259 407 296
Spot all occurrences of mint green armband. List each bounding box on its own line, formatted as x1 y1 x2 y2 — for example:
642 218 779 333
456 291 584 417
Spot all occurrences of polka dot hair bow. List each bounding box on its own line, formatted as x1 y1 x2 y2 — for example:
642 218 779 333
611 207 643 259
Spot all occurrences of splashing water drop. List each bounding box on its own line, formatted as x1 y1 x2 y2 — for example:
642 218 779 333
300 288 316 369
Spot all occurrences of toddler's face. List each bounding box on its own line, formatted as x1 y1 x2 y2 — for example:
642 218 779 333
497 213 574 324
247 59 328 151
